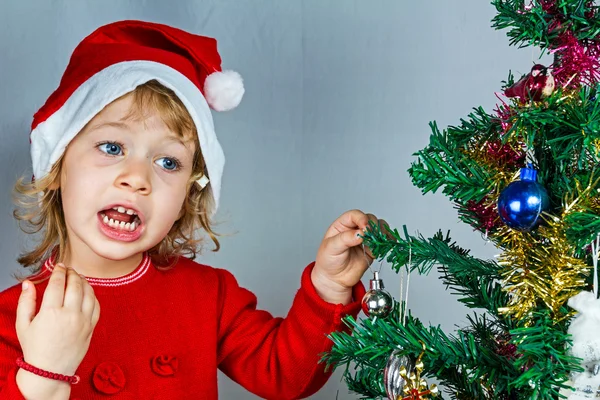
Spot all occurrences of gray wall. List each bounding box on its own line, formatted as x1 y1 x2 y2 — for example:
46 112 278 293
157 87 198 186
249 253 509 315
0 1 545 398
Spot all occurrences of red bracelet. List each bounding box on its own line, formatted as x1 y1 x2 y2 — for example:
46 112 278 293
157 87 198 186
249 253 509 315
16 357 80 385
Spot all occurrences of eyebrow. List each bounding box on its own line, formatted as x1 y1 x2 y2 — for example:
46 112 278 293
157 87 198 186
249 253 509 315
88 121 131 133
163 135 188 147
88 120 191 148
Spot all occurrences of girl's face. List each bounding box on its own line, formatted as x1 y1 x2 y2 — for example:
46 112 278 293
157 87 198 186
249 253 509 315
59 94 196 262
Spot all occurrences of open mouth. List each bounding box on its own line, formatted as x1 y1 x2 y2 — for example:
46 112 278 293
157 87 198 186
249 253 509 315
98 206 143 233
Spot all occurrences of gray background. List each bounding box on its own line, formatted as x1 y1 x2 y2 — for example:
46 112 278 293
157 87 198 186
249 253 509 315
0 1 547 398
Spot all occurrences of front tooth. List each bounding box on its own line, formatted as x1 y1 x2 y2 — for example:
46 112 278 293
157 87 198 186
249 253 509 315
124 222 131 231
103 215 109 224
119 221 126 229
126 209 134 215
109 218 117 228
118 206 126 213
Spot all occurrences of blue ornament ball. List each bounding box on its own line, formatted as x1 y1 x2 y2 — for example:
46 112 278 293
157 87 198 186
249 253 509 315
497 167 549 231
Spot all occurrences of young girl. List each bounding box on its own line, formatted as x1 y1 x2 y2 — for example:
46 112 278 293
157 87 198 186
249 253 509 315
0 20 385 399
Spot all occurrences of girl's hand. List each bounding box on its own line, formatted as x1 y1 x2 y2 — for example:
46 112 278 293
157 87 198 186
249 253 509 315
311 209 388 305
15 264 100 398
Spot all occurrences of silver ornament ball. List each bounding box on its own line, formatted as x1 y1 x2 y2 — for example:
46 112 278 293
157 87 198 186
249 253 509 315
361 271 393 318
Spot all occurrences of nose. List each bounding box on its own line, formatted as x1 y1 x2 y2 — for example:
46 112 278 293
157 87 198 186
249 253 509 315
114 157 152 195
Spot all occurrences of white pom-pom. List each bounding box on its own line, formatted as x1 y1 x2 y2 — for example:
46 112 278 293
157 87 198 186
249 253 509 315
568 291 600 363
204 70 244 112
568 290 598 314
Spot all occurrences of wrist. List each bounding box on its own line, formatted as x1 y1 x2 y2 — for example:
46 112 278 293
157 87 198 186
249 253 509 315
311 269 353 305
16 368 71 400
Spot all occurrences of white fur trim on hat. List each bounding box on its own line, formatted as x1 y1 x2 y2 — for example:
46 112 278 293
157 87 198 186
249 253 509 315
204 70 244 112
30 60 225 212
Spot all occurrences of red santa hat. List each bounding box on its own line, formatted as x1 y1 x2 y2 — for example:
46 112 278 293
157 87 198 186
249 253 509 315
30 20 244 211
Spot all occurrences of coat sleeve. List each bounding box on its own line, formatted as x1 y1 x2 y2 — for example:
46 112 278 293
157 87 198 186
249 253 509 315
0 286 28 400
216 262 366 399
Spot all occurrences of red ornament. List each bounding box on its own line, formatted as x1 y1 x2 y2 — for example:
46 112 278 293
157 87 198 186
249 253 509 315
505 64 555 101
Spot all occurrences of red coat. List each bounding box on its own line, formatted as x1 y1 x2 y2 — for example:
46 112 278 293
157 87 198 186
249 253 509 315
0 254 365 399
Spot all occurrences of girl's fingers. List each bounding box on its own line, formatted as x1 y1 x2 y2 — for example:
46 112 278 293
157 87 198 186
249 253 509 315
40 264 67 310
81 279 96 316
63 268 84 310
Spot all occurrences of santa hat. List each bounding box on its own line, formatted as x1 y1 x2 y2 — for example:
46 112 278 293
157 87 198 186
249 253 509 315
30 20 244 211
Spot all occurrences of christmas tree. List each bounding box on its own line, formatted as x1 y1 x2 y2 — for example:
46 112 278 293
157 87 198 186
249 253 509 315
323 1 600 399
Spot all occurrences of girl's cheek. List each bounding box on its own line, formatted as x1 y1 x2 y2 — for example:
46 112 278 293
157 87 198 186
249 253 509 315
154 171 190 190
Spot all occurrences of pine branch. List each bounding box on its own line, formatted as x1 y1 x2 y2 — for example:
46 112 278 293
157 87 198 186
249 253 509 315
362 223 507 319
409 113 499 204
338 366 388 400
325 303 580 399
437 259 510 322
565 211 600 254
323 307 523 400
446 107 504 146
505 86 600 171
491 0 600 49
508 311 583 399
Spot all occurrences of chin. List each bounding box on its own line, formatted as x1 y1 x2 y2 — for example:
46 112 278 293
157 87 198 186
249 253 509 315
90 242 146 261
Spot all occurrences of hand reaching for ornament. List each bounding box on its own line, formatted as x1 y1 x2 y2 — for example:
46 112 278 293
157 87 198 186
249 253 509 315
311 209 390 305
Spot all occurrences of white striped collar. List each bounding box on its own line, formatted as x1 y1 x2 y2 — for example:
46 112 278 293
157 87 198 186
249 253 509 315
43 253 151 287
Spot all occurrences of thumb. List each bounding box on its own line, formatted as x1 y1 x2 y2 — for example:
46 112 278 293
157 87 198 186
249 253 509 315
16 281 37 334
325 229 364 256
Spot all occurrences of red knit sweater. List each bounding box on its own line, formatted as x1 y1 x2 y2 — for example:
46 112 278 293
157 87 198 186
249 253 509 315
0 254 365 399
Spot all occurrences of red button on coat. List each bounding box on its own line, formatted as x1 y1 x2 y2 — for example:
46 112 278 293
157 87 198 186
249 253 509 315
151 355 179 376
92 362 126 394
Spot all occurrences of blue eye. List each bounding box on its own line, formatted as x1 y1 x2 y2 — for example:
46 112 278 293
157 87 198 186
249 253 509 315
98 142 123 156
155 157 180 171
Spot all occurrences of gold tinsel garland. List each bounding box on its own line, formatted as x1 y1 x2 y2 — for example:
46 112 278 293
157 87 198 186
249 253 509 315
496 217 589 322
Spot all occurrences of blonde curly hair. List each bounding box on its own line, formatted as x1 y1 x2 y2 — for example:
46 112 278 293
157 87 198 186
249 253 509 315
13 80 220 274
